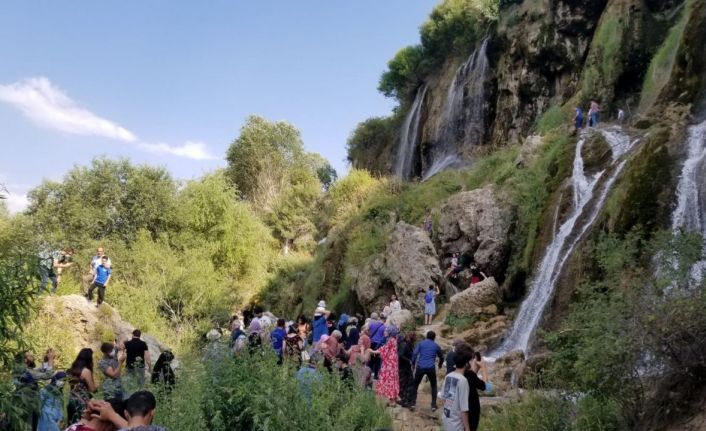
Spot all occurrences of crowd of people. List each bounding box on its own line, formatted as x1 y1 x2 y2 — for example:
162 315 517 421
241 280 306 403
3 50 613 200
28 245 493 431
13 328 174 431
208 288 493 431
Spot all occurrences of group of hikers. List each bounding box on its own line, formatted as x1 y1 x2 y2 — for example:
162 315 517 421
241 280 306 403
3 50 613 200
573 101 627 131
13 329 174 431
27 245 492 431
207 283 492 431
38 246 113 307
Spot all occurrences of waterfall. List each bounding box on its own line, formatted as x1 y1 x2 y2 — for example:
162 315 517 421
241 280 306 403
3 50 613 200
671 119 706 281
394 84 428 179
423 37 490 180
490 127 638 358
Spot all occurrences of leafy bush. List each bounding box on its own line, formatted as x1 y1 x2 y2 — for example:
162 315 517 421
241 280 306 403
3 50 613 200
346 116 401 175
163 350 391 431
480 393 572 431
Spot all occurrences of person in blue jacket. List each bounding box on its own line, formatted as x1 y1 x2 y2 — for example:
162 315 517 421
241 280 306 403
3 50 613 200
409 330 445 412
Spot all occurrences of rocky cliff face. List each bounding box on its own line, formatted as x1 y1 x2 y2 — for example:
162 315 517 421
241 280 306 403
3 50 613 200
353 0 697 180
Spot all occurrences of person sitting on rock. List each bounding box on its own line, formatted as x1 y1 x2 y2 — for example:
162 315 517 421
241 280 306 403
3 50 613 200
468 266 487 286
444 253 463 279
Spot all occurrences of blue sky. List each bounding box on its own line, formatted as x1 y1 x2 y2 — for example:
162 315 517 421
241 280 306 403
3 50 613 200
0 1 436 212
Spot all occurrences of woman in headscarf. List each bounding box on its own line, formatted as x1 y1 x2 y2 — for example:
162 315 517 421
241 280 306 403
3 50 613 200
371 326 400 404
151 349 176 390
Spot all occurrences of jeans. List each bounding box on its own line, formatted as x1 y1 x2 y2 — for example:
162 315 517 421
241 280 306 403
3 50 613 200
87 283 106 304
411 367 438 408
38 266 58 293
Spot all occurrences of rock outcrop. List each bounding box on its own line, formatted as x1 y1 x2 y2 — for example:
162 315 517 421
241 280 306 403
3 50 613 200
438 186 513 277
33 295 167 366
385 222 443 316
385 309 414 330
350 223 442 317
449 277 502 318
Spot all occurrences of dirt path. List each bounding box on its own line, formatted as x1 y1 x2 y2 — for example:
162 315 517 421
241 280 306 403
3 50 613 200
389 303 509 430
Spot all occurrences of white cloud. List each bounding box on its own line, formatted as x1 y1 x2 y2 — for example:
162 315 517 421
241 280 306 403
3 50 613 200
137 141 216 160
4 192 29 214
0 77 215 161
0 77 137 142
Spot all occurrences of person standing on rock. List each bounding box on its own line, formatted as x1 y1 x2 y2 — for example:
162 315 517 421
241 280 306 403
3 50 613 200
124 329 151 393
574 106 584 131
423 211 433 236
424 285 440 325
410 330 444 412
38 247 74 294
87 255 112 306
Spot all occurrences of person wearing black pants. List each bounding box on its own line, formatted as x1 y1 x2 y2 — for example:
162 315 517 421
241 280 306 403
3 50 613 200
409 330 444 411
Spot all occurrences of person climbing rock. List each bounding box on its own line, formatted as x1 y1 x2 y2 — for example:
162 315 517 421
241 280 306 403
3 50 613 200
423 211 433 236
444 253 463 279
38 247 74 294
468 266 486 286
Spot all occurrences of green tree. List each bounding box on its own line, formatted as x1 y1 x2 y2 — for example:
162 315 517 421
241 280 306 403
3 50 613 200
26 157 177 244
225 115 306 213
268 168 321 253
378 45 426 100
304 153 338 190
346 116 399 175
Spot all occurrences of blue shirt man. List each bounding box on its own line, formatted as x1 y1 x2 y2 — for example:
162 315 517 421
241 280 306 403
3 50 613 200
368 319 386 346
94 264 111 286
410 330 445 411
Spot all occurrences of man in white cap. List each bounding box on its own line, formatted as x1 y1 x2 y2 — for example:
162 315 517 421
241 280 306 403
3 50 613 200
312 300 330 344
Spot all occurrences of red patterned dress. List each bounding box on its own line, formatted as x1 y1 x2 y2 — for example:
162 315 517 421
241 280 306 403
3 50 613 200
374 337 399 401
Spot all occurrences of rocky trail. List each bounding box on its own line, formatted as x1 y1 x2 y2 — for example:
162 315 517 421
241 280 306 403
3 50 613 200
390 303 512 430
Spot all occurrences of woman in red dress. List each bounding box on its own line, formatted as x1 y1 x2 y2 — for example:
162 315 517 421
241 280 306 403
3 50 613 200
371 326 400 404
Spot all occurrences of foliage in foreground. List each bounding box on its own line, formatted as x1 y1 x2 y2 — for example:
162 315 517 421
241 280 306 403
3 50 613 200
158 352 390 431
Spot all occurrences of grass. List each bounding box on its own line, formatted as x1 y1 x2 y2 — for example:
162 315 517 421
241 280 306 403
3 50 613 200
445 313 478 330
639 1 691 111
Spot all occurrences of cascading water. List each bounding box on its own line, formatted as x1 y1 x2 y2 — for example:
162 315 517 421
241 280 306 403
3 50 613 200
671 119 706 281
490 127 638 358
423 38 490 180
395 84 428 180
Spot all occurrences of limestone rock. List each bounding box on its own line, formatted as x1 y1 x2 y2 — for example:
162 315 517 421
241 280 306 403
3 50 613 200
385 222 443 316
349 255 390 315
438 186 513 277
385 309 414 330
38 295 168 365
449 277 501 318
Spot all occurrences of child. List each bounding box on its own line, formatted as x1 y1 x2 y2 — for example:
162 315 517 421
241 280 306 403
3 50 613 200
87 255 112 306
439 344 473 431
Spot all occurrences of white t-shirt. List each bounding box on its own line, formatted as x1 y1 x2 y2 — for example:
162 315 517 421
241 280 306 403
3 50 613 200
390 300 402 311
440 371 470 431
91 256 112 273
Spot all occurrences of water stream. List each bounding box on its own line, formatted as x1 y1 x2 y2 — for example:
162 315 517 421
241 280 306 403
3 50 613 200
423 38 490 180
671 119 706 281
394 84 428 180
490 127 638 358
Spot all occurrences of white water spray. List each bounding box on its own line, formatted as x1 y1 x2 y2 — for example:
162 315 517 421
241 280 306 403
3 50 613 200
490 127 638 358
395 84 428 180
671 119 706 281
